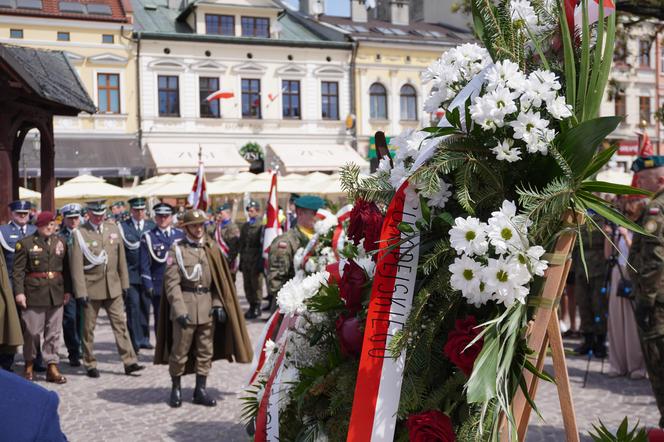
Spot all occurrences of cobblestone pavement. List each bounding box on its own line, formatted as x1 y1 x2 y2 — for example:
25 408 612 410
13 288 661 441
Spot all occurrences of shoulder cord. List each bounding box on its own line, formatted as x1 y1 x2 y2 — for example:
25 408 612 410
143 232 168 264
174 243 202 282
74 229 108 270
117 223 141 250
0 230 14 253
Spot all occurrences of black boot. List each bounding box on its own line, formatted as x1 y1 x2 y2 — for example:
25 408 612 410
193 375 217 406
593 334 607 359
574 333 593 355
262 296 273 312
169 376 182 408
244 304 261 320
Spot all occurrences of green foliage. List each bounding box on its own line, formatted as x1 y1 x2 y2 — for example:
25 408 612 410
340 164 394 204
589 418 648 442
239 141 264 161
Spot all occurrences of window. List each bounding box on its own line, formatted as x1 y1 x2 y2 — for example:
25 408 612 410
640 96 651 124
241 16 269 38
158 75 180 117
57 31 70 41
400 84 417 120
639 40 651 68
205 14 234 36
242 79 261 118
102 34 114 44
321 81 339 120
614 94 626 117
10 29 23 39
97 73 120 113
282 80 301 119
369 83 388 120
199 77 220 118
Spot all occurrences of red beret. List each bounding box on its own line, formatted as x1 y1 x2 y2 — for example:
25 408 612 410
36 211 55 228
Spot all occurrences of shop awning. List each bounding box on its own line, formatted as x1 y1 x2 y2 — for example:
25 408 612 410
147 143 249 174
23 137 150 178
267 143 370 173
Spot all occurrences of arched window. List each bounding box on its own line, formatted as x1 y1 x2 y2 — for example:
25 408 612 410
400 84 417 121
369 83 388 120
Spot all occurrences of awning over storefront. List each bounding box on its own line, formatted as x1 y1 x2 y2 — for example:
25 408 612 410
147 143 249 174
23 137 150 178
267 143 370 173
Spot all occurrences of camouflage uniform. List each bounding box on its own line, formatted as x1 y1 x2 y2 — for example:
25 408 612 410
629 188 664 427
267 227 310 297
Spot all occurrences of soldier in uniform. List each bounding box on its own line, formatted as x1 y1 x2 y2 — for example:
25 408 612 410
154 209 253 408
573 216 609 358
12 212 71 383
139 203 184 339
0 244 22 372
239 200 264 319
69 200 144 378
629 155 664 428
110 201 126 223
59 204 83 366
267 195 325 310
119 197 155 352
0 200 38 371
207 203 240 282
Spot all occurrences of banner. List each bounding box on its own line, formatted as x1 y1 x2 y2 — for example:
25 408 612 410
187 159 209 210
347 181 422 442
263 172 282 269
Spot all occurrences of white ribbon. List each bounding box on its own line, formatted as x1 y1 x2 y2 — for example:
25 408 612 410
117 223 141 250
0 231 14 253
174 243 202 282
74 229 108 270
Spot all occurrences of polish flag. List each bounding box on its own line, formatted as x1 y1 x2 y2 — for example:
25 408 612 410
205 90 235 101
574 0 615 28
262 172 281 267
187 159 209 211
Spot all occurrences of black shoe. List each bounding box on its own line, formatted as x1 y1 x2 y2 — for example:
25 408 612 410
87 368 100 378
169 376 182 408
593 334 607 359
262 296 273 312
574 333 593 355
244 304 261 320
140 343 154 350
124 363 145 375
193 374 217 406
34 363 47 373
69 357 81 367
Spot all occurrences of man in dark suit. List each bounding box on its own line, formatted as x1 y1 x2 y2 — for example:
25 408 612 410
118 197 155 352
0 369 67 441
59 203 83 367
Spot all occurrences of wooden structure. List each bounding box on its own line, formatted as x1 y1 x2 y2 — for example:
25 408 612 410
0 43 95 221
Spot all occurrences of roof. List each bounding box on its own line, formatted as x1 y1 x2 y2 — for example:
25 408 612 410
0 44 96 114
0 0 131 22
318 15 467 47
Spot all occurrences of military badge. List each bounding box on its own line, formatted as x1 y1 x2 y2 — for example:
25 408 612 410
15 242 21 250
645 219 659 233
110 233 118 239
34 260 40 265
55 241 65 256
9 234 17 239
278 241 288 249
648 207 661 215
92 241 98 247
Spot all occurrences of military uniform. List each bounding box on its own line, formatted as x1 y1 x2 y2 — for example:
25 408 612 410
69 201 142 377
573 216 609 356
119 198 156 352
239 215 264 317
267 227 310 296
13 212 71 383
207 218 240 278
630 187 664 427
59 204 83 366
0 247 22 370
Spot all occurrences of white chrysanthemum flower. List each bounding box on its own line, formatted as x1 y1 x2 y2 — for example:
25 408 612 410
486 87 519 118
301 271 329 296
470 96 502 131
263 339 277 364
485 59 527 93
512 245 548 277
547 96 573 120
277 274 307 316
424 88 450 113
510 110 550 148
314 214 338 236
510 0 539 30
449 217 489 256
449 255 490 306
304 257 317 274
353 256 376 278
293 247 305 270
491 139 522 162
484 257 531 306
392 129 427 163
487 212 526 255
389 162 410 189
521 70 561 109
427 180 453 208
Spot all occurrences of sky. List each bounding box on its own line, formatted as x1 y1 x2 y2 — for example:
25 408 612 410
283 0 351 16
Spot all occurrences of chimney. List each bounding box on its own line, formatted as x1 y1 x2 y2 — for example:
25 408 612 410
390 0 409 25
300 0 325 16
351 0 368 23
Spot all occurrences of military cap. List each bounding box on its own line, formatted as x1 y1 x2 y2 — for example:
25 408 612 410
153 203 174 216
8 200 32 213
217 202 232 212
86 200 107 215
246 200 260 210
111 201 125 208
289 193 301 202
36 211 55 228
294 195 325 211
179 209 207 227
128 197 146 210
61 203 82 218
631 155 664 173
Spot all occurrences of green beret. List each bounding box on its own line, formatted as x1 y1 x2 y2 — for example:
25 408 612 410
294 195 325 211
631 155 664 173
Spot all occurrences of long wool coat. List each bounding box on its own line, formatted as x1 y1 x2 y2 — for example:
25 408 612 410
0 252 22 351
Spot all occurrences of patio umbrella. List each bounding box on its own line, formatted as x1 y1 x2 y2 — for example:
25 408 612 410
19 187 41 202
55 174 134 204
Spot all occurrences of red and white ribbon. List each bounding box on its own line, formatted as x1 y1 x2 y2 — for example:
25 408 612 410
332 204 353 256
246 310 283 386
347 181 422 442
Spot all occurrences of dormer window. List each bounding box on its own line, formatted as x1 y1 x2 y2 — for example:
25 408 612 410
206 14 234 36
241 16 269 38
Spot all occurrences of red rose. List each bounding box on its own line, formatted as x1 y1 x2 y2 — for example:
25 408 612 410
348 199 384 252
335 315 364 357
406 410 456 442
339 260 367 314
443 316 483 377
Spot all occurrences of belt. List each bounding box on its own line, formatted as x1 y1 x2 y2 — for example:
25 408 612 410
181 284 210 294
27 271 62 279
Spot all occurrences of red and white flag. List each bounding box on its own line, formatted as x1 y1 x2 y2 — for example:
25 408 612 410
263 172 282 267
205 90 235 101
347 181 422 442
187 159 210 211
574 0 615 27
637 131 654 157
